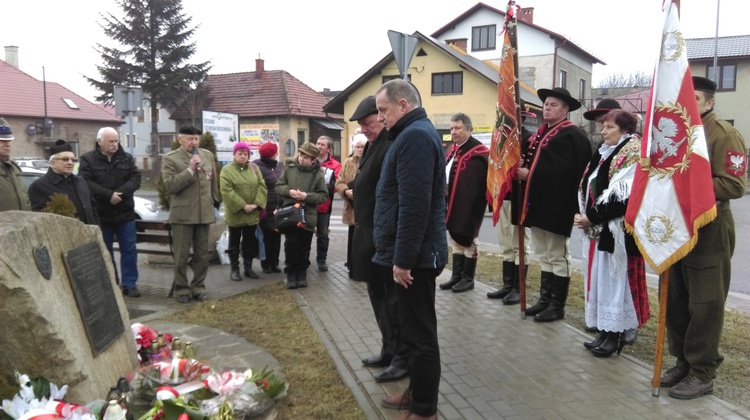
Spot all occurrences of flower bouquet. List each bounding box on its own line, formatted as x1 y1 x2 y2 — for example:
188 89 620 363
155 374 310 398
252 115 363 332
1 372 96 420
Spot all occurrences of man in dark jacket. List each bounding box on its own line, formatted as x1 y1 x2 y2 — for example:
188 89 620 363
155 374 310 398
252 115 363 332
349 96 409 383
439 113 488 294
29 140 99 225
375 79 447 420
79 127 142 297
518 87 591 322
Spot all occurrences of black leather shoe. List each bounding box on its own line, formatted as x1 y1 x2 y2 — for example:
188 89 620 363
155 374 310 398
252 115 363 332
362 354 392 368
374 366 410 383
177 295 190 304
502 289 520 305
623 328 638 345
262 266 273 274
271 266 282 273
487 285 512 299
122 287 141 297
451 278 474 293
193 293 208 302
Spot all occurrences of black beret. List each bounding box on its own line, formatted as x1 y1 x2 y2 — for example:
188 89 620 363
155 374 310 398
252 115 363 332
49 139 73 156
179 125 202 135
692 76 717 95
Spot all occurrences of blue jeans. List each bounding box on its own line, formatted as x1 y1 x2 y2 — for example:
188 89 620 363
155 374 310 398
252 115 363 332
101 219 139 289
316 212 331 263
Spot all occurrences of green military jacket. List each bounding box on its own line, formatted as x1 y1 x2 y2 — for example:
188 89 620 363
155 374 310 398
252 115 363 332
220 160 268 228
162 147 219 225
702 111 747 201
0 159 31 212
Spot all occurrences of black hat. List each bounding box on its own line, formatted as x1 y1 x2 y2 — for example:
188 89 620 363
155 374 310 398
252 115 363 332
537 87 582 112
583 98 622 121
179 125 202 135
49 139 73 156
692 76 717 95
349 96 378 121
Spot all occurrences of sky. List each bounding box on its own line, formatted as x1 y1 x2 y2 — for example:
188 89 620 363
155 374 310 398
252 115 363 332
1 0 746 103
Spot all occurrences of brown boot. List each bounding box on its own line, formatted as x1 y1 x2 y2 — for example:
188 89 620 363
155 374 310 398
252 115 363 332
381 389 412 409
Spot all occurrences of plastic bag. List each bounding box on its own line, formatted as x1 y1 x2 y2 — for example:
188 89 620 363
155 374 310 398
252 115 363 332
200 382 274 419
255 226 266 261
216 230 230 265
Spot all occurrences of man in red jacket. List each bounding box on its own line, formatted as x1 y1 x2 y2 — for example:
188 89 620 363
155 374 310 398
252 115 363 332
315 136 341 272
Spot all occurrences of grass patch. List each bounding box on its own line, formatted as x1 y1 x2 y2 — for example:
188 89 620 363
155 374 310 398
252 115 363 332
471 251 750 411
163 282 365 420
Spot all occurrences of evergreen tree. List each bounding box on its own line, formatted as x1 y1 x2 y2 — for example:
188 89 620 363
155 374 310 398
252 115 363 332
85 0 211 172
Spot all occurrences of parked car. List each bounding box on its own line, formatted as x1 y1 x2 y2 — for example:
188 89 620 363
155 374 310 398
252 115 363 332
18 167 165 221
14 157 50 170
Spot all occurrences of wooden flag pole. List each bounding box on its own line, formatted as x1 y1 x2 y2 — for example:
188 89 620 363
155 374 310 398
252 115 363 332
652 270 670 396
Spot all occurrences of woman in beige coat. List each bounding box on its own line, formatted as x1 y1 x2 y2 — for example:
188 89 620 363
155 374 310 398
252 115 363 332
335 137 365 279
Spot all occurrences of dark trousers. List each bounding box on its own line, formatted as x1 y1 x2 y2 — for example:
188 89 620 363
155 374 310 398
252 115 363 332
396 267 440 416
259 218 281 268
346 225 354 270
666 209 734 381
316 211 331 263
101 219 139 289
228 225 257 260
284 229 315 273
171 223 209 297
367 265 410 370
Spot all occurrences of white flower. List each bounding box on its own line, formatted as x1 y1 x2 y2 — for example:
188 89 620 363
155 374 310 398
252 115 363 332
49 383 68 400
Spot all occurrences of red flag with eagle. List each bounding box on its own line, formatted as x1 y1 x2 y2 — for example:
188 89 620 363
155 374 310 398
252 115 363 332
624 0 716 274
487 2 520 226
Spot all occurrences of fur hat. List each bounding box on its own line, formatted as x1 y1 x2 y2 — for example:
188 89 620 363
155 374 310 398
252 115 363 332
298 142 320 158
233 141 251 154
583 98 622 121
49 139 73 156
537 87 582 112
0 118 13 141
259 141 278 158
349 96 378 121
692 76 717 95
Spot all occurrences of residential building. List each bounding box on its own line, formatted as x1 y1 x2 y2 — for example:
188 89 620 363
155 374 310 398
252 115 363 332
1 47 123 159
170 59 344 161
324 2 604 152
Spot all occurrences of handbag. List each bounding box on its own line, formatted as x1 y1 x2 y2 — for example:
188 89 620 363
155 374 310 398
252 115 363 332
274 171 318 233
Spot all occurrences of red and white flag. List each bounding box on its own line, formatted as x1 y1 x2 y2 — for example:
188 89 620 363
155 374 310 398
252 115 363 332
624 0 716 274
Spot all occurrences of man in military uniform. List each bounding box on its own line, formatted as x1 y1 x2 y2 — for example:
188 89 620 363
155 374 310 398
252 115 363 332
0 118 31 212
661 76 747 399
162 126 220 303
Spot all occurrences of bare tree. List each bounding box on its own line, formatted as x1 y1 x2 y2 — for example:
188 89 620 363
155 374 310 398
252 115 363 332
596 71 652 88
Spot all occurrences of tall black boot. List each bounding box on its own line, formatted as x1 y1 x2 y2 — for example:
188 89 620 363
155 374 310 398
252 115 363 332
526 271 553 315
440 254 465 290
502 264 527 305
534 275 570 322
487 261 514 299
242 248 260 279
296 270 308 288
286 270 297 289
452 257 476 293
228 247 241 282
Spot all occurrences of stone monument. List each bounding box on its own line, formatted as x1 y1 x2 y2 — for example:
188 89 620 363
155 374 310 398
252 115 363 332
0 211 138 403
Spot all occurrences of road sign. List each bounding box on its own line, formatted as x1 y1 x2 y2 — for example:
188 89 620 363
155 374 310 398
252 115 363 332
388 30 419 80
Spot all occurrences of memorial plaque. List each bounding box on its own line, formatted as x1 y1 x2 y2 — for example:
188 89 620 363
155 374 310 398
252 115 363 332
62 242 125 356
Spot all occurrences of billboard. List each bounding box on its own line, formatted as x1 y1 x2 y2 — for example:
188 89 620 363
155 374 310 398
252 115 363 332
202 110 238 152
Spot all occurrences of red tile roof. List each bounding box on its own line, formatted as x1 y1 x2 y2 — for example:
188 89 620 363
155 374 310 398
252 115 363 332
171 69 343 120
0 60 122 124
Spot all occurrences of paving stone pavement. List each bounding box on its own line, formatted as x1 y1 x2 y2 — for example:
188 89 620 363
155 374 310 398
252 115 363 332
124 213 750 420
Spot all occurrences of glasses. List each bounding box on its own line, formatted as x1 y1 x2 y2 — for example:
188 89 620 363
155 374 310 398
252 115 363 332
53 157 77 163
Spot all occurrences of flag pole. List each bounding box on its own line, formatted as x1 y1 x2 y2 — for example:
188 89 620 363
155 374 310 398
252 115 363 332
651 270 670 396
506 1 526 319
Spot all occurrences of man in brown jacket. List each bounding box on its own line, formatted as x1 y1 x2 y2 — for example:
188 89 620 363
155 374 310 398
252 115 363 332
162 125 220 303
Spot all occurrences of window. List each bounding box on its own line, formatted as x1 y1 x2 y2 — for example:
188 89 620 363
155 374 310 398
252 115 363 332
578 78 586 102
707 63 736 91
383 74 411 83
62 98 79 109
297 130 306 147
559 70 567 90
432 72 463 95
471 25 496 51
159 134 174 153
125 134 136 148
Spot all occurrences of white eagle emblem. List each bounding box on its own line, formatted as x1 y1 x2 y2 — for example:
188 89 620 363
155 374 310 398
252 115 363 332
651 117 686 164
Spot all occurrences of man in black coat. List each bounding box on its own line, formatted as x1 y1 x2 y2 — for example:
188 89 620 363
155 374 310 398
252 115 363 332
375 79 447 419
349 96 409 383
79 127 142 297
439 113 488 294
518 87 591 322
29 140 99 225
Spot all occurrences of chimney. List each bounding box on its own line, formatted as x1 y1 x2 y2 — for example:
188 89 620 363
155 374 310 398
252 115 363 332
255 58 264 79
446 38 468 52
518 7 534 24
4 45 19 68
